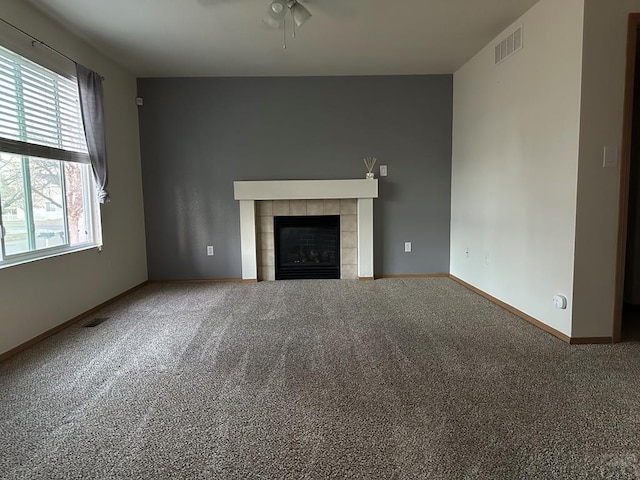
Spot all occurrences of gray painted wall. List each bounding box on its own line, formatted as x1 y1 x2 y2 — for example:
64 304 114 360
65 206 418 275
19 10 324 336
137 75 452 280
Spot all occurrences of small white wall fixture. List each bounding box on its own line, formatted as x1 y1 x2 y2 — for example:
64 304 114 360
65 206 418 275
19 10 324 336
234 179 379 281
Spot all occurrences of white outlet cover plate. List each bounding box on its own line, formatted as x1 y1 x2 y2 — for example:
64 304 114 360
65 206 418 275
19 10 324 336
380 165 388 177
404 242 412 252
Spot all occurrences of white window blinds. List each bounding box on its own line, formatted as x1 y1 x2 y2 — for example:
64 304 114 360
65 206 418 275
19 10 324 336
0 44 89 164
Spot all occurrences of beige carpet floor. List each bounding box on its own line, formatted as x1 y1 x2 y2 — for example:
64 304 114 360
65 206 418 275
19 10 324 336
1 278 640 479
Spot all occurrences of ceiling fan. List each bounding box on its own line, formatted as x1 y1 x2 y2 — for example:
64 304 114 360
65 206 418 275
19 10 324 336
263 0 312 28
262 0 312 47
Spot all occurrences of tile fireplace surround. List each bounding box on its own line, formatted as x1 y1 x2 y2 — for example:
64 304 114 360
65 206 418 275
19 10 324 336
233 179 379 282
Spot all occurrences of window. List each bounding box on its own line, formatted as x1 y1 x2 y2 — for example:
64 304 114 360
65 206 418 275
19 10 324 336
0 43 99 267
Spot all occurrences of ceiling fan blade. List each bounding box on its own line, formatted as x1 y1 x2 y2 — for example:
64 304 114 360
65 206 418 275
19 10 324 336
299 0 356 20
262 13 283 29
290 2 312 28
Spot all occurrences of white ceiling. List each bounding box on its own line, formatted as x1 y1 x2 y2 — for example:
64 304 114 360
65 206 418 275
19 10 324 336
27 0 539 77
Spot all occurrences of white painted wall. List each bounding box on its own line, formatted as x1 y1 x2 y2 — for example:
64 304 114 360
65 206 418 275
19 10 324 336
572 0 640 337
0 1 147 355
451 0 585 337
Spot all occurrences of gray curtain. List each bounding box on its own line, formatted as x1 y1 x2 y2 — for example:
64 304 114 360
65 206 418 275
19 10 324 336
76 63 110 203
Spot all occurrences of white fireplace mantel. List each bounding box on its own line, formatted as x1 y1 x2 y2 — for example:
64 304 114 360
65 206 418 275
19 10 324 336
234 179 378 281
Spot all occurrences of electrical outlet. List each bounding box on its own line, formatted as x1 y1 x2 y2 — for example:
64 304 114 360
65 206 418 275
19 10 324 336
404 242 412 253
207 246 214 256
380 165 388 177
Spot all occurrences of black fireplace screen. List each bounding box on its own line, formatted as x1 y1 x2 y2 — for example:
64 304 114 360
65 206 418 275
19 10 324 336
274 215 340 280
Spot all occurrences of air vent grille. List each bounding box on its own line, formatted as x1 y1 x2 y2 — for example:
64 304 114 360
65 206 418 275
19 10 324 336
495 25 523 65
85 317 108 328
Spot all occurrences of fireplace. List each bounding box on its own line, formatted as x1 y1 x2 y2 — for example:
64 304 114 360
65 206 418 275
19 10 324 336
233 179 378 281
274 215 340 280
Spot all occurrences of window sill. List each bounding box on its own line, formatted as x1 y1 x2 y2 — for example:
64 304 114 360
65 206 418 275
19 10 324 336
0 243 102 270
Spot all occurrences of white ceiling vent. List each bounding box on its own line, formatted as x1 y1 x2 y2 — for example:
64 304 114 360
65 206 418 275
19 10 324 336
494 25 523 65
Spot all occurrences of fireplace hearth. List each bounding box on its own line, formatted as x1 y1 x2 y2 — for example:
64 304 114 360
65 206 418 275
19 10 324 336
274 215 340 280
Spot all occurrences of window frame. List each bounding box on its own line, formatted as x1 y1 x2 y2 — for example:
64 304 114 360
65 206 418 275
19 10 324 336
0 157 98 267
0 39 101 269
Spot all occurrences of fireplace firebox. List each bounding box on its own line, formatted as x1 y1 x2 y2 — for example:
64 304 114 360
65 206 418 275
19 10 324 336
274 215 340 280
